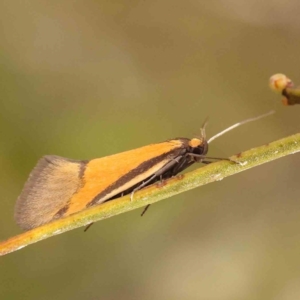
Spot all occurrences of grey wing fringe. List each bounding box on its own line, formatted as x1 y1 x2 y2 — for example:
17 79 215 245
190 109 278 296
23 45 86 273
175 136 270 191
14 155 84 230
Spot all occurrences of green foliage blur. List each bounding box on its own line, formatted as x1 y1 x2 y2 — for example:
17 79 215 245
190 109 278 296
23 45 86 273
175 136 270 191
1 1 300 299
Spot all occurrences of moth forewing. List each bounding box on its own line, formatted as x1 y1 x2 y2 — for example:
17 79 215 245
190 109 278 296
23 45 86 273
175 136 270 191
14 111 273 231
14 140 191 230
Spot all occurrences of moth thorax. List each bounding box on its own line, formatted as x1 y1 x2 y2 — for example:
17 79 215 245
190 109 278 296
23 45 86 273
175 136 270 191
188 138 203 148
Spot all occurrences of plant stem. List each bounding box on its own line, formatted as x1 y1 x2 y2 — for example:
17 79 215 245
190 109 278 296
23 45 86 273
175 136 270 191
1 133 300 256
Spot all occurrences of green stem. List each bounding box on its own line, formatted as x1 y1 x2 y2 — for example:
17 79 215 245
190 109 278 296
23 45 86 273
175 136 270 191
1 133 300 256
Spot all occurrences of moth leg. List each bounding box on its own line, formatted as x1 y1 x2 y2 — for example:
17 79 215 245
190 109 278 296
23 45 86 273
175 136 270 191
140 174 166 216
84 222 94 232
141 204 151 216
201 161 212 165
130 156 183 201
204 156 240 164
170 155 189 174
160 174 163 183
188 154 239 164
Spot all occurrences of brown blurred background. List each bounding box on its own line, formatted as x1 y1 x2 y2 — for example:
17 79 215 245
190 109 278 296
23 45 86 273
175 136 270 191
1 1 300 299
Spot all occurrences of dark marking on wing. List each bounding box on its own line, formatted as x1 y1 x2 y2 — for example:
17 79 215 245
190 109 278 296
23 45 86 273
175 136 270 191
79 160 88 180
53 204 70 219
87 147 186 207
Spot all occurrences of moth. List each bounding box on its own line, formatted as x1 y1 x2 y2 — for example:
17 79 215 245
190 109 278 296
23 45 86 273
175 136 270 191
15 111 273 230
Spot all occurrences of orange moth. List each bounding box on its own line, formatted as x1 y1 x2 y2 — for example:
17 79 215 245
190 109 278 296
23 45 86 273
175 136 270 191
15 111 273 230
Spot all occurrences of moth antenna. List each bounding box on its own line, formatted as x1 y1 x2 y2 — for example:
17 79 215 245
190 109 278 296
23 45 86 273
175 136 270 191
207 110 275 144
200 117 209 140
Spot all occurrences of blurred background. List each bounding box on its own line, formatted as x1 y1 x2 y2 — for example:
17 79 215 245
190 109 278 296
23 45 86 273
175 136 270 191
1 1 300 299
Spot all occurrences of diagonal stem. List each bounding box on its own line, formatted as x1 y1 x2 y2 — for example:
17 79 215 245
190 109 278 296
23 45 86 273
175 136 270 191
1 133 300 256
